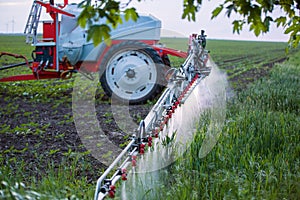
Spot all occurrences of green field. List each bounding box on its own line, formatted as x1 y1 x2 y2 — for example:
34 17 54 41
160 37 290 90
156 53 300 199
0 35 299 199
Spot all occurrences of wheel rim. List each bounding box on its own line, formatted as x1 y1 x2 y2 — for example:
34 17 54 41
105 50 158 101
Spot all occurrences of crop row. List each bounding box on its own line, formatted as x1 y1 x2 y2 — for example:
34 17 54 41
151 53 300 199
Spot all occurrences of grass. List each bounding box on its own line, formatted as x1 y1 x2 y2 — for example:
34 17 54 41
0 35 33 62
153 51 300 199
0 35 34 78
1 35 300 199
161 38 288 64
160 37 294 90
0 151 95 199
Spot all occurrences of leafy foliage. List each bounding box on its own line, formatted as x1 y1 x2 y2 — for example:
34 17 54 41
79 0 299 48
78 0 139 46
182 0 202 21
211 0 300 48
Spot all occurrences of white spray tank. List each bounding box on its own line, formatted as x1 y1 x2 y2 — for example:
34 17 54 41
58 4 162 65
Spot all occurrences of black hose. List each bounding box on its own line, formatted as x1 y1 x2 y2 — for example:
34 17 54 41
0 61 33 71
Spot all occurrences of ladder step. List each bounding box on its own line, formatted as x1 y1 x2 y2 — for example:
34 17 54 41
34 42 56 47
24 0 43 44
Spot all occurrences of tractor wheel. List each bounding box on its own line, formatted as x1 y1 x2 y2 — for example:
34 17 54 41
100 41 165 104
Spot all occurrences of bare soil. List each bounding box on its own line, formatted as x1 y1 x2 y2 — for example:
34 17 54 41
0 89 152 183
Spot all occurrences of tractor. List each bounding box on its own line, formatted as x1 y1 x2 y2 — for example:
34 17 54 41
0 0 188 104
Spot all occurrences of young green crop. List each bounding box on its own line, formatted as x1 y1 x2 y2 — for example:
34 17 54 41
154 53 300 199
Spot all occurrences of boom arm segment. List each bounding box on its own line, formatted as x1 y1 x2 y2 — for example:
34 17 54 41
94 31 210 200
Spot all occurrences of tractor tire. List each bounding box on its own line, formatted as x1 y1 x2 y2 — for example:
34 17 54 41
100 41 165 104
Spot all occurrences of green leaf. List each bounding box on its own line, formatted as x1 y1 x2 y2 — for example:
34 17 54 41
97 9 106 18
263 16 273 32
77 8 88 28
284 24 298 34
211 5 223 19
182 2 197 21
248 5 261 24
77 16 86 28
124 8 139 22
232 20 243 34
250 20 266 36
292 35 300 48
275 16 287 27
251 24 260 36
78 0 91 8
105 0 120 11
87 25 112 46
225 4 236 18
106 13 122 29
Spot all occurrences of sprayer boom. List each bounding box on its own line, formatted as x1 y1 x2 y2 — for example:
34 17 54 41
94 31 211 200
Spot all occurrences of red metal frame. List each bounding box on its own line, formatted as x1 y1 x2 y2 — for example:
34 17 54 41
36 1 74 17
152 46 187 58
0 73 60 82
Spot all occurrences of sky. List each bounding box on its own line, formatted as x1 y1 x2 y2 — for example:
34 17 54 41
0 0 289 42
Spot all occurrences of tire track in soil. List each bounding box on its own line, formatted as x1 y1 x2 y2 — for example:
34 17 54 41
228 57 287 91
